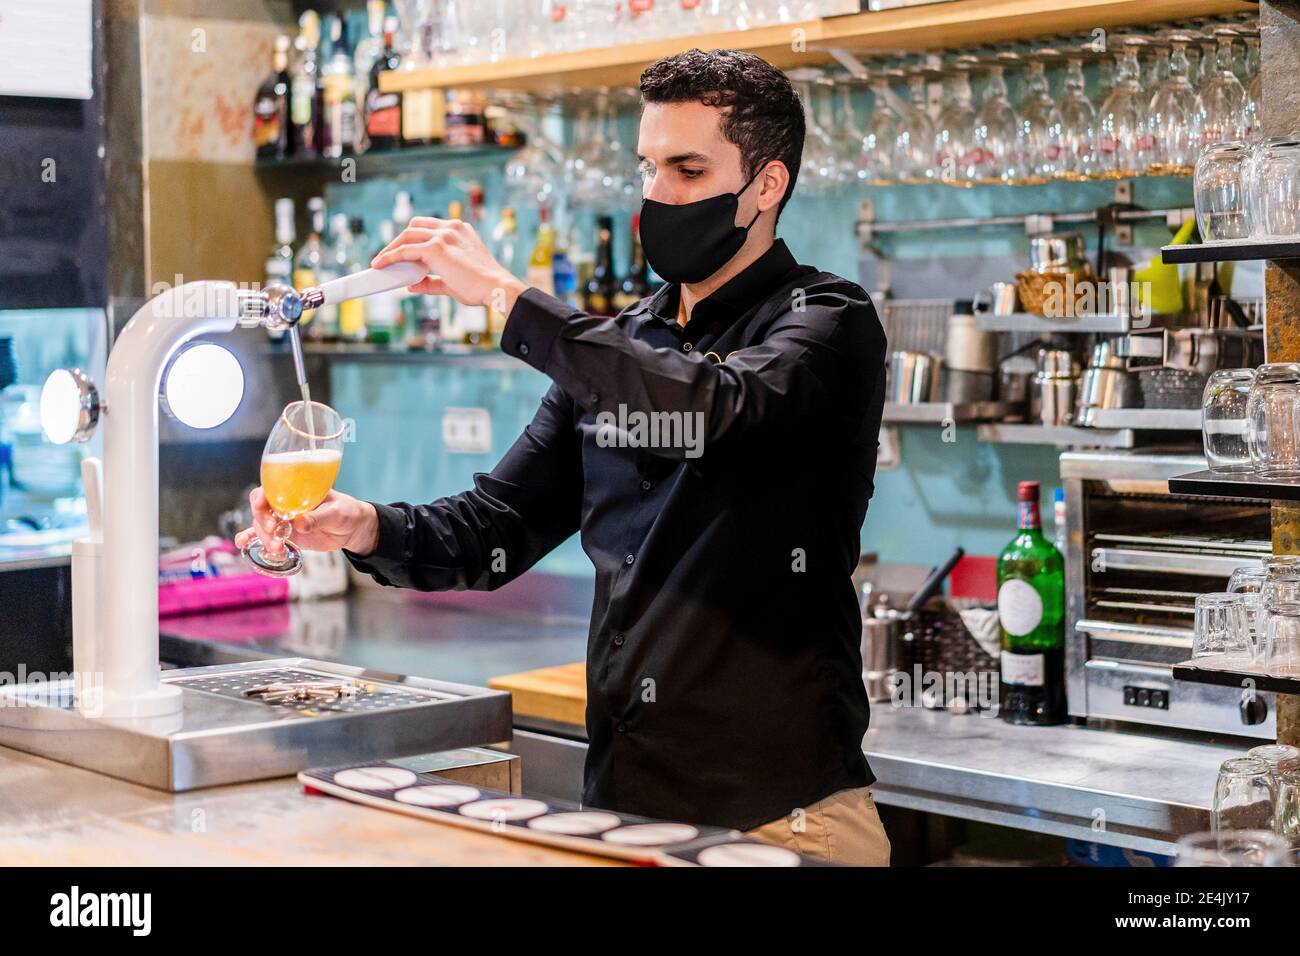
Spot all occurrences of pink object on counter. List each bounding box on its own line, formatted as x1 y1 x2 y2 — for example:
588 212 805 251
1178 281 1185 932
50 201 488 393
158 572 289 617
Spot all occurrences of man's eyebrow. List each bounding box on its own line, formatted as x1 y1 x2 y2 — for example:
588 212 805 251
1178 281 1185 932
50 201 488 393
636 152 712 165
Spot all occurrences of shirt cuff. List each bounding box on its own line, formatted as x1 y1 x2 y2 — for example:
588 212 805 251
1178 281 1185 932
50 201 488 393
501 286 573 373
342 502 410 583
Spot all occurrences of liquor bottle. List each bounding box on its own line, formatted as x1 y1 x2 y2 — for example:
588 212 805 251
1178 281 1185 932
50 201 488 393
367 219 402 345
997 481 1066 726
352 0 387 152
583 216 619 316
363 16 402 153
319 15 357 160
263 198 296 340
254 35 292 160
488 206 518 343
339 217 369 342
289 11 322 158
294 197 326 338
527 206 557 297
438 201 469 351
458 188 489 348
446 90 487 146
316 213 350 340
614 213 652 311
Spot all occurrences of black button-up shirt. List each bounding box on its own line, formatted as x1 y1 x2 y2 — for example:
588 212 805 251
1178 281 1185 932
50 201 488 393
345 239 888 831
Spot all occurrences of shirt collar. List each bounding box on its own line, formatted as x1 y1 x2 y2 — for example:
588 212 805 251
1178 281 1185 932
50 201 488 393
637 239 801 327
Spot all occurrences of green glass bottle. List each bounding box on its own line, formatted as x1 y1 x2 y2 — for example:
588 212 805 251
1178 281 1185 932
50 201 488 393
997 480 1066 725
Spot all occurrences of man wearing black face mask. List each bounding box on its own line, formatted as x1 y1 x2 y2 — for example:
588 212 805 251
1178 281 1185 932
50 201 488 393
238 49 889 865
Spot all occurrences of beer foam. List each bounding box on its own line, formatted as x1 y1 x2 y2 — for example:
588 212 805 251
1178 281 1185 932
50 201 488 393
263 448 342 465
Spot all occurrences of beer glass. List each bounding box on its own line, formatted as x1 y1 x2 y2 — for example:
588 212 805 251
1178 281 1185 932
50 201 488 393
243 400 345 577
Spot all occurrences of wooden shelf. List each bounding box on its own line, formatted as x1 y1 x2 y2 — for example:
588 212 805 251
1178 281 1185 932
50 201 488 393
380 0 1253 93
1161 238 1300 264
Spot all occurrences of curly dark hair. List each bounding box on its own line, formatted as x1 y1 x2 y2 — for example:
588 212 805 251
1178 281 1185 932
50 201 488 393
639 49 805 214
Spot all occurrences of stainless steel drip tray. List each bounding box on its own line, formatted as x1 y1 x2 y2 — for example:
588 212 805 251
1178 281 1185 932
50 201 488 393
0 659 513 792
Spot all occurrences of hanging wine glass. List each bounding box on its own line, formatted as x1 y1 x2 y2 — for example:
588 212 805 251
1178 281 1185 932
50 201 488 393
1097 37 1148 179
893 65 937 184
858 69 901 186
1146 32 1202 177
1014 49 1060 184
792 70 842 195
970 56 1026 184
1199 26 1247 145
813 70 850 189
1240 26 1262 142
934 57 977 186
1055 46 1100 181
835 72 867 183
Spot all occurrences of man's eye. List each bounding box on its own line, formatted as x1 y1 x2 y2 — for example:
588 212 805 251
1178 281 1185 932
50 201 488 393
680 168 704 179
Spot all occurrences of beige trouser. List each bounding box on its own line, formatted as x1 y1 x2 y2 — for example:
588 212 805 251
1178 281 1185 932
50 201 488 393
745 787 891 867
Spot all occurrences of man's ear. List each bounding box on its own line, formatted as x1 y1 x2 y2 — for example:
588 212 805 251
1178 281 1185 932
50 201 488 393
758 161 790 213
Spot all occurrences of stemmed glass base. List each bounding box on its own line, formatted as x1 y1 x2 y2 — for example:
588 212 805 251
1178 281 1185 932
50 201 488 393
243 537 303 578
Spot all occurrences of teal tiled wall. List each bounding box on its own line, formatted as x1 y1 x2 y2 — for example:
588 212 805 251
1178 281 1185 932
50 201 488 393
322 99 1205 575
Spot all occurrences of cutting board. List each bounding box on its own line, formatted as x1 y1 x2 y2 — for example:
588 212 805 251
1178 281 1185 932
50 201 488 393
490 662 586 728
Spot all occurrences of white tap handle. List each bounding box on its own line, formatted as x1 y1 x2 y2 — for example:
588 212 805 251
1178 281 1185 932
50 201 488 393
81 456 103 541
314 263 427 305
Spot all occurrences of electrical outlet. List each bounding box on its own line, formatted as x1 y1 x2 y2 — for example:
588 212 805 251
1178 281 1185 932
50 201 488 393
442 407 492 454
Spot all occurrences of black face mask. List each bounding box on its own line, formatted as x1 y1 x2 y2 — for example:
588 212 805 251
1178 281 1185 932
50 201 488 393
639 168 764 284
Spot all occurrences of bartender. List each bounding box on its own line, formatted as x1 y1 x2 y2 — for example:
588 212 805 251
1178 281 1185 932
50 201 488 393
237 49 889 866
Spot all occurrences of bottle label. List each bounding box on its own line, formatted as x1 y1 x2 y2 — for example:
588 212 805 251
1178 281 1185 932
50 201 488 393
253 97 281 148
1001 650 1045 687
1018 500 1040 530
998 578 1043 636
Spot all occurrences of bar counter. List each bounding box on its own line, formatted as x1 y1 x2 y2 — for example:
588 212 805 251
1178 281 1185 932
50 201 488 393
145 581 1245 857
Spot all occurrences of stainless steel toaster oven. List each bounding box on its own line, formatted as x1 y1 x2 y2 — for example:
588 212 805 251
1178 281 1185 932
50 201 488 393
1061 449 1276 740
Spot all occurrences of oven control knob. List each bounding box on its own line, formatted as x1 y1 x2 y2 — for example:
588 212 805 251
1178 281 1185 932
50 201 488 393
1240 694 1269 726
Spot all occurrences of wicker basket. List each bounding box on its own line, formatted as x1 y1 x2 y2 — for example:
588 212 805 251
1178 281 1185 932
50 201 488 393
1015 267 1095 317
894 599 1000 712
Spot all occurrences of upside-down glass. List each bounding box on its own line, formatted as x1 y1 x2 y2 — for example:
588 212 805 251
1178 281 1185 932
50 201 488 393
1202 367 1255 473
242 401 345 578
1249 137 1300 239
1247 743 1300 782
1016 50 1059 183
1264 601 1300 677
1213 756 1278 832
1276 769 1300 854
1056 50 1099 181
894 66 937 183
835 73 867 183
1146 33 1202 176
859 71 900 186
934 61 977 185
1246 363 1300 477
1193 592 1252 664
1097 39 1148 178
794 72 843 194
970 60 1025 184
1200 27 1248 145
1196 141 1253 241
1175 829 1292 865
1242 29 1262 142
1228 565 1267 660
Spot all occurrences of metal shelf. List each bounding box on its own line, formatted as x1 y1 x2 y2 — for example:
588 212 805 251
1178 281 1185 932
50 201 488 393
976 423 1135 447
254 143 519 179
1161 238 1300 264
882 400 1019 424
974 311 1133 334
1167 469 1300 502
1087 408 1201 431
1173 658 1300 696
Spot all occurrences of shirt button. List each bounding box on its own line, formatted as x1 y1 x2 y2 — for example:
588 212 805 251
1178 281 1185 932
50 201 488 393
624 553 635 566
683 342 693 352
617 722 628 733
640 480 651 491
612 633 625 647
589 392 600 404
518 342 530 356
